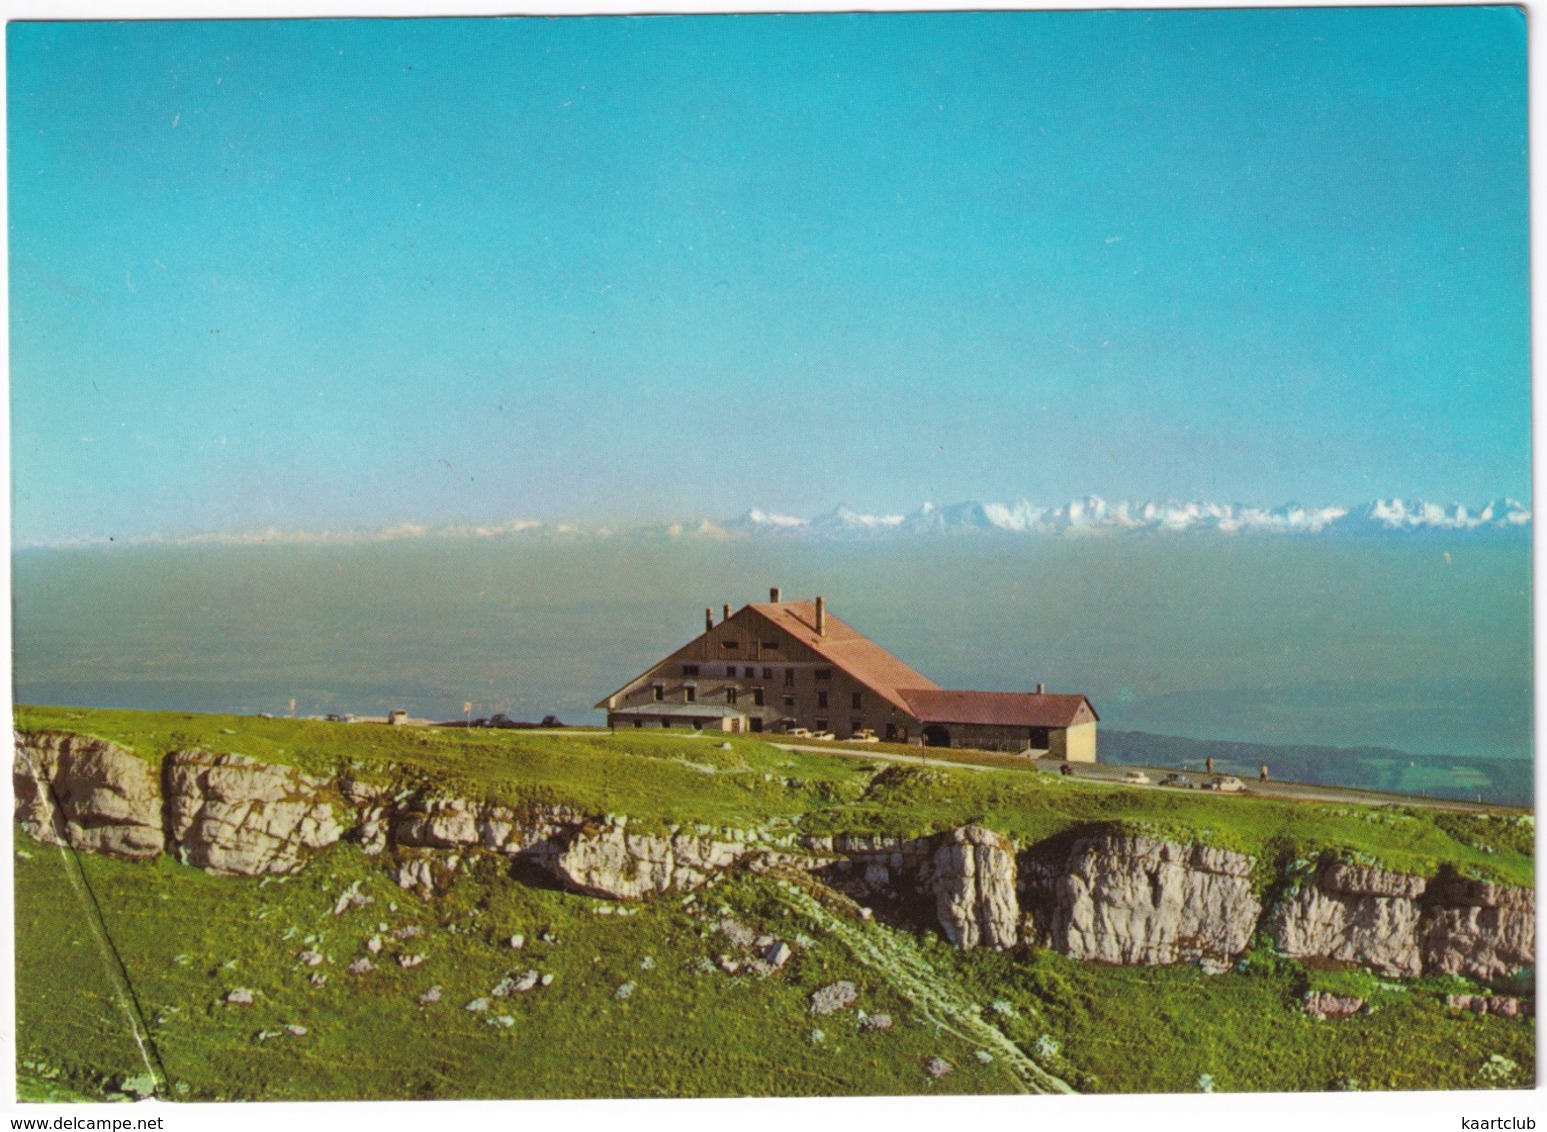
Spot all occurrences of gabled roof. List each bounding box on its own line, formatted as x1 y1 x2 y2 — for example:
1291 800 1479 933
745 600 939 713
609 703 748 720
898 689 1098 728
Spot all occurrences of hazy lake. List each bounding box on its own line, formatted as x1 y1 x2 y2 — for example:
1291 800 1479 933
13 534 1531 771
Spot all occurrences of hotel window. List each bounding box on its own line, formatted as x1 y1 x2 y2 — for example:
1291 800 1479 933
726 688 738 706
685 686 697 703
753 688 765 706
783 695 796 708
744 666 755 678
763 640 779 650
815 668 832 682
851 692 862 709
726 664 738 678
817 691 829 709
652 685 664 702
762 668 773 679
815 719 828 732
722 640 740 649
682 665 699 677
784 668 795 687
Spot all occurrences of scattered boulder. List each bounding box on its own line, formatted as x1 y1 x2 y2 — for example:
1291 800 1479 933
1303 991 1366 1020
332 881 372 915
1445 994 1533 1019
506 934 524 950
397 954 425 968
347 959 373 975
394 924 423 941
297 949 324 968
924 1057 953 1079
225 988 254 1006
366 935 383 954
465 998 489 1012
310 974 327 988
419 986 442 1005
285 1024 307 1037
809 981 859 1015
718 918 758 948
860 1013 893 1032
765 941 793 969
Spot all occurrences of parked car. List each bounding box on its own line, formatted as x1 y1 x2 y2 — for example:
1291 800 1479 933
809 731 836 742
1205 775 1245 793
846 730 879 743
1121 770 1151 785
787 727 812 738
1160 773 1192 788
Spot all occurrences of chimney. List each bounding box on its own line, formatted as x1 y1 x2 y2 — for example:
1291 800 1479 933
722 603 731 623
815 595 826 636
769 586 781 603
705 608 714 632
1036 682 1044 695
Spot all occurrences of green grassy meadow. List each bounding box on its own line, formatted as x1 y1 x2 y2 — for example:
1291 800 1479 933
11 706 1537 1101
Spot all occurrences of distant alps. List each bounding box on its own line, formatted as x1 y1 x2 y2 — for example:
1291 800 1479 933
29 497 1532 550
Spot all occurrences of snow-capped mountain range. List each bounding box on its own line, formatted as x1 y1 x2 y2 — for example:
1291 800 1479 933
712 496 1532 538
37 496 1530 550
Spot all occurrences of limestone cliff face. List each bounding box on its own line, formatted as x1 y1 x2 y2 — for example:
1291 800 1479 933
13 731 164 859
1420 875 1535 980
545 821 749 900
11 729 1534 979
1020 831 1260 965
923 825 1020 950
390 798 579 858
1269 862 1427 976
1268 863 1535 980
164 751 347 876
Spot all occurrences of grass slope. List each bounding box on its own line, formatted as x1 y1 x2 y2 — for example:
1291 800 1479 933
12 706 1536 1101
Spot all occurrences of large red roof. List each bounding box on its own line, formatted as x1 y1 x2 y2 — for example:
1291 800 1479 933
746 601 939 713
897 688 1097 728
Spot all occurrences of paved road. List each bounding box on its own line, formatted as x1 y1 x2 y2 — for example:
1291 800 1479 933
769 741 1523 814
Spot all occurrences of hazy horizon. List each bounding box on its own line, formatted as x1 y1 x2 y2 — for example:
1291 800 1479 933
13 536 1532 766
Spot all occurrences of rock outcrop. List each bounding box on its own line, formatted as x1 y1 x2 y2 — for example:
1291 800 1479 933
165 751 347 876
545 821 749 900
1270 863 1534 980
13 732 164 858
1021 831 1259 965
1270 862 1426 977
924 825 1020 950
12 728 1534 980
1419 874 1535 980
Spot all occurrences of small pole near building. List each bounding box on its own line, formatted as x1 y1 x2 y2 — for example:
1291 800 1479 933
464 701 472 728
1259 763 1270 783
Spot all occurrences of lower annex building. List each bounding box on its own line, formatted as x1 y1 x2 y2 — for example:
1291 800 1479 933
596 589 1098 761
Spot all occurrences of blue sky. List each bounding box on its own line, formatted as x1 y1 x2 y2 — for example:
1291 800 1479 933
8 9 1530 544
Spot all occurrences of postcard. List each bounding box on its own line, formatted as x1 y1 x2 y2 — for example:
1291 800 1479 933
7 3 1534 1116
